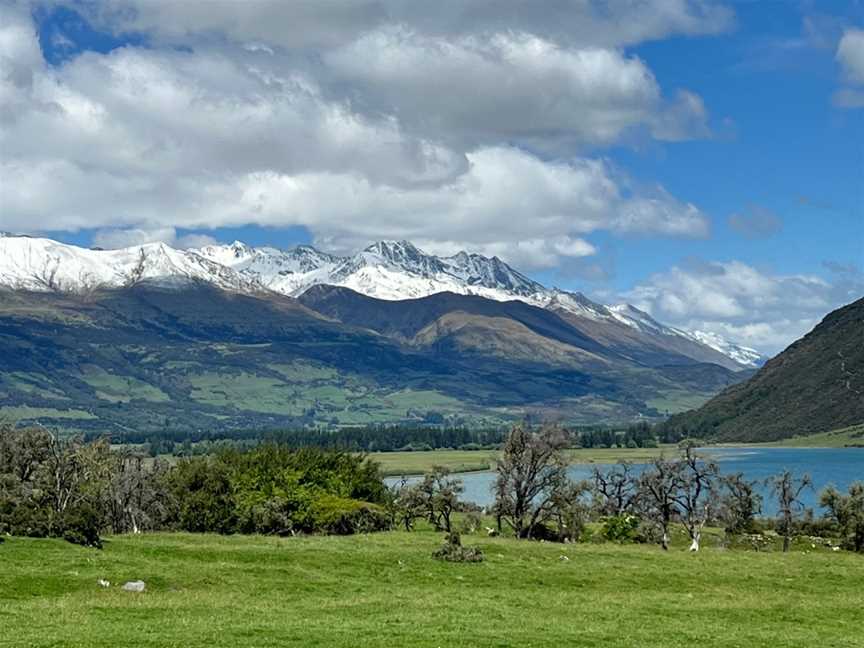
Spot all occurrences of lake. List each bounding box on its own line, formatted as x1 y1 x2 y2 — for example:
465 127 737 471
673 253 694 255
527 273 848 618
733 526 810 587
388 447 864 516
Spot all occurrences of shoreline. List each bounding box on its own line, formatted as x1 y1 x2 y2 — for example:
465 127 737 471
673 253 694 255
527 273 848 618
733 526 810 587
373 441 864 477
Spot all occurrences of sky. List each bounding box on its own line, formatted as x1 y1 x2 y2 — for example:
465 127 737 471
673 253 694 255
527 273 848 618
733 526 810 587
0 0 862 355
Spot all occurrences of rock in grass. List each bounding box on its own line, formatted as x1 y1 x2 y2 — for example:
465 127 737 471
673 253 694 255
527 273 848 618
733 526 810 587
122 580 146 592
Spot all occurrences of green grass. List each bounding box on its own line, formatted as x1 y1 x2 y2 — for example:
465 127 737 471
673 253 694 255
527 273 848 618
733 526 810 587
80 367 170 404
370 446 672 476
0 406 96 420
646 389 715 415
0 531 861 647
760 424 864 448
371 450 497 476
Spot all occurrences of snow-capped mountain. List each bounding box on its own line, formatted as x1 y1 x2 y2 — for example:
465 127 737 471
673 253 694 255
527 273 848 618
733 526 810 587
193 239 546 302
0 234 255 292
674 329 765 368
0 233 765 367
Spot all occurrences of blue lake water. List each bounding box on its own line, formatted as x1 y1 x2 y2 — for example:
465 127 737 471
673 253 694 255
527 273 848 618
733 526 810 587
387 447 864 516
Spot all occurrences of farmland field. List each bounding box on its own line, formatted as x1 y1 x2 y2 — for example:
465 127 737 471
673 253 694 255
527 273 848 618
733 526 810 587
1 531 862 647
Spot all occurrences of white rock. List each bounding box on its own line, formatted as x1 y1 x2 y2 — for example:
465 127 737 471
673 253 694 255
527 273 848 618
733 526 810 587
122 580 146 592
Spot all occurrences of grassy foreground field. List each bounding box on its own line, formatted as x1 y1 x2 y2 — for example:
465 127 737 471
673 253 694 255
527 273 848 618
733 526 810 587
1 532 862 648
371 446 670 476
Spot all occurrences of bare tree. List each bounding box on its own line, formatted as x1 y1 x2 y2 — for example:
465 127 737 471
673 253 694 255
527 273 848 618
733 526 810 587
104 451 168 534
40 434 113 533
721 472 762 536
493 425 570 539
406 467 463 533
638 456 682 550
672 445 718 552
768 470 812 552
592 461 638 516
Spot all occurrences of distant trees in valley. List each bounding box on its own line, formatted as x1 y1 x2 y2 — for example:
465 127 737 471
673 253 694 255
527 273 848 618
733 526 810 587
88 421 665 456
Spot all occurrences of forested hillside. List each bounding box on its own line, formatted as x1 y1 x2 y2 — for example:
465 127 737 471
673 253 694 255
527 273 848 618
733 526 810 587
660 297 864 442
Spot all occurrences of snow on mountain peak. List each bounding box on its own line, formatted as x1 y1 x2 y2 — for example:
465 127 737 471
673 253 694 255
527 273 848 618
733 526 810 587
675 329 766 367
0 234 766 366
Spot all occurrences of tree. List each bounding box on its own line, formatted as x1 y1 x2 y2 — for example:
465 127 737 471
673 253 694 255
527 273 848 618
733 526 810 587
104 451 169 534
550 480 592 542
410 467 463 533
720 472 761 536
672 445 718 552
40 435 113 537
493 425 570 539
820 482 864 552
767 470 812 552
592 461 638 516
637 457 682 550
0 424 52 484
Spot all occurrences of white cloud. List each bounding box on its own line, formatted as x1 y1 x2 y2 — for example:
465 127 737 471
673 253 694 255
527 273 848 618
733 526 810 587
324 28 709 150
837 28 864 84
91 226 217 249
835 28 864 109
624 260 864 353
92 226 178 249
0 6 711 270
88 1 734 51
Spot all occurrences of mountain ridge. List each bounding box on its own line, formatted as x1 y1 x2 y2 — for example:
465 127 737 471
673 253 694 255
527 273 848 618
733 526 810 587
0 282 747 432
658 297 864 442
0 233 765 369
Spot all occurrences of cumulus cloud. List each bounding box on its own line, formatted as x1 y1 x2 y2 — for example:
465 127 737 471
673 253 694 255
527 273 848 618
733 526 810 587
87 0 734 51
837 28 864 83
0 3 712 269
834 28 864 109
324 28 709 150
92 226 217 249
623 259 864 353
727 206 782 239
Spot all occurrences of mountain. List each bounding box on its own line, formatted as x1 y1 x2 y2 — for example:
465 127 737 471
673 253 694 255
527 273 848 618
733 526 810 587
0 234 765 368
0 283 745 433
195 238 546 302
297 285 613 368
0 233 255 293
659 297 864 442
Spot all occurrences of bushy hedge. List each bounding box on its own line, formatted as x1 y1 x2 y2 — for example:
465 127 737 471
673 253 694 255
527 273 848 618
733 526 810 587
0 426 390 545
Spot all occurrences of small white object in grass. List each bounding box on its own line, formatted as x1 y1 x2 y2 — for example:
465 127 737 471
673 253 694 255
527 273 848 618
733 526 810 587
122 580 146 592
97 579 110 588
559 555 570 562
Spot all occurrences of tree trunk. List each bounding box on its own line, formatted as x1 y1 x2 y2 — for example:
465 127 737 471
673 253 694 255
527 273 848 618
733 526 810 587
661 529 669 551
688 532 700 552
782 535 790 553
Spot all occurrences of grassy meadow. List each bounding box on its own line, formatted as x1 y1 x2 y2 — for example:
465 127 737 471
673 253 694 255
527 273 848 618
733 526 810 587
757 423 864 448
1 530 862 648
370 446 672 476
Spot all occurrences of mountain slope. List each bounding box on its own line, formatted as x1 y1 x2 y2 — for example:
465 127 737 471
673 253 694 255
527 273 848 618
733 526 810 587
659 297 864 442
0 283 746 432
0 233 765 369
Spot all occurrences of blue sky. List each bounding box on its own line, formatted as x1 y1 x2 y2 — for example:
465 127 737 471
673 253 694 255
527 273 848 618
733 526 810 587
1 0 862 353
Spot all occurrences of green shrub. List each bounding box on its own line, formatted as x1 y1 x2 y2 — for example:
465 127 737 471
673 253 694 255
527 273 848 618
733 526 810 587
61 504 104 549
601 514 640 543
432 532 484 562
310 495 390 535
